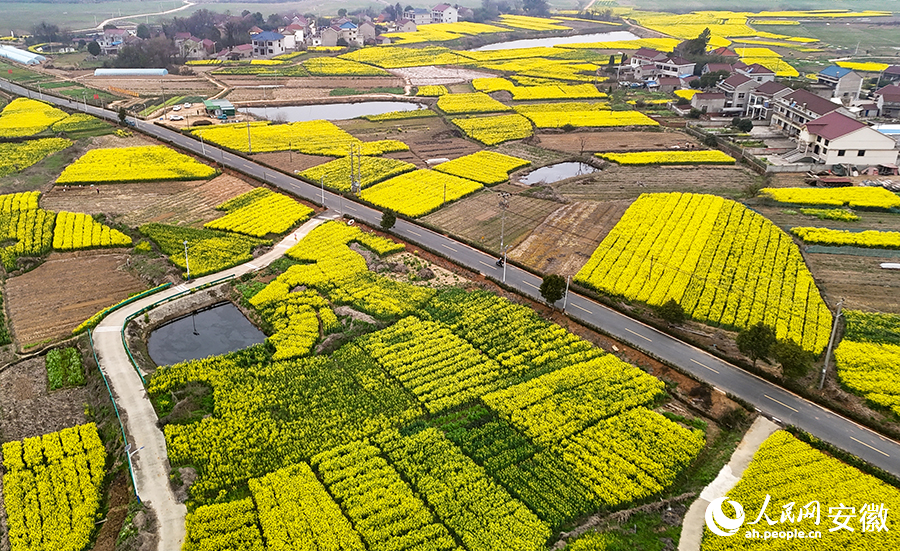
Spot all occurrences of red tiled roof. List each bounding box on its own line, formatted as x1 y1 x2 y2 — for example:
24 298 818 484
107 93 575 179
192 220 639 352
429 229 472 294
720 74 752 87
754 81 790 95
781 89 840 116
803 112 866 140
743 63 775 74
710 46 738 57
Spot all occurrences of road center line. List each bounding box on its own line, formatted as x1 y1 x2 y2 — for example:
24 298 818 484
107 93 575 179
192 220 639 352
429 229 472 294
407 229 422 237
624 327 652 342
572 303 592 314
522 280 538 290
478 261 495 269
690 358 720 374
763 394 799 413
850 436 890 457
441 243 458 252
343 205 357 211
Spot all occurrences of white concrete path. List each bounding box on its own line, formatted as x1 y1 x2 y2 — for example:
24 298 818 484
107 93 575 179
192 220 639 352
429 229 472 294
678 417 780 551
91 214 331 551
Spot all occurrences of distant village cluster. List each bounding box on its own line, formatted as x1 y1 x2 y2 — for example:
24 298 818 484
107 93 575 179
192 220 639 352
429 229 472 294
87 4 471 62
619 44 900 170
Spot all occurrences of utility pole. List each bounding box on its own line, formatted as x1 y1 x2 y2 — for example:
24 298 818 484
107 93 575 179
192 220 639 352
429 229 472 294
246 121 252 154
199 133 206 155
183 240 191 280
562 275 571 312
497 191 510 283
819 298 844 390
320 177 326 207
349 143 361 194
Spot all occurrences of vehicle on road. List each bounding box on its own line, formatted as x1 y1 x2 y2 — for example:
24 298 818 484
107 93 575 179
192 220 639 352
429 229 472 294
168 115 184 121
172 105 182 111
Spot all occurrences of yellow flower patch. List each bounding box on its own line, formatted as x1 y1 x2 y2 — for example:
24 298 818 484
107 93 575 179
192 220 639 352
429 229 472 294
57 145 217 184
791 226 900 249
733 47 781 58
473 77 605 100
498 15 571 31
433 151 530 185
52 211 132 250
451 114 534 145
436 92 512 114
205 188 314 237
515 103 657 128
360 169 483 217
761 186 900 209
0 97 68 138
2 424 106 551
836 61 889 72
0 138 72 177
341 45 459 68
299 156 416 191
739 57 799 77
193 120 408 156
416 85 448 96
303 57 388 76
674 89 700 100
597 150 735 165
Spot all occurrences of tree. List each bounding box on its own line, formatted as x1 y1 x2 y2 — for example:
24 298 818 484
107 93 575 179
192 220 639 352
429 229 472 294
540 274 567 304
772 339 813 379
136 23 151 39
523 0 550 16
736 323 776 367
118 107 127 125
679 27 711 57
338 8 348 17
380 209 396 230
87 41 101 56
736 118 753 132
657 298 686 325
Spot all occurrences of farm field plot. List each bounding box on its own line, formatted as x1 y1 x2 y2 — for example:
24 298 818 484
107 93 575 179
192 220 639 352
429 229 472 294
556 165 757 202
575 192 832 353
421 189 561 252
510 200 631 276
42 175 255 229
535 131 698 154
0 357 90 442
700 430 900 551
4 253 144 345
335 116 482 164
835 311 900 416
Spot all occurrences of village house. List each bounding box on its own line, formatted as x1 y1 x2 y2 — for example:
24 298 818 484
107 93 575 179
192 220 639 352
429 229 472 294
404 8 432 25
251 31 285 57
745 81 792 121
395 19 418 33
816 65 864 101
432 4 459 23
97 28 128 55
770 88 852 137
736 63 776 84
690 92 726 114
796 111 898 166
715 74 758 112
874 84 900 118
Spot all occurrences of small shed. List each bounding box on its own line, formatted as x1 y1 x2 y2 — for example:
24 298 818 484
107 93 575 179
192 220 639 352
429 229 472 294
203 99 235 117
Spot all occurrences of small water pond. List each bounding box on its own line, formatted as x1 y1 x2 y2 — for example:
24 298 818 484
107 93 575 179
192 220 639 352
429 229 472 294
240 101 427 122
147 302 266 367
518 162 599 185
472 30 639 51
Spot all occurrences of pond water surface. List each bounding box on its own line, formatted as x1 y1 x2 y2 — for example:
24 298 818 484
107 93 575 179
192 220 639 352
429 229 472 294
240 101 427 122
473 30 639 51
518 162 599 185
147 302 266 367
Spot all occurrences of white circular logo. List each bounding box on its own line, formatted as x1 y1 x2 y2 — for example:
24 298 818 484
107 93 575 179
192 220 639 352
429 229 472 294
705 497 745 537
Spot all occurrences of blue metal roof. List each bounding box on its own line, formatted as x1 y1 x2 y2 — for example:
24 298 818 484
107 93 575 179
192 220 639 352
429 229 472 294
819 65 853 78
339 22 358 30
251 31 285 42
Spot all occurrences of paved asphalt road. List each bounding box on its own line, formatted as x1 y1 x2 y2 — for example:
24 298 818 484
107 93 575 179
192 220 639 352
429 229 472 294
6 80 898 477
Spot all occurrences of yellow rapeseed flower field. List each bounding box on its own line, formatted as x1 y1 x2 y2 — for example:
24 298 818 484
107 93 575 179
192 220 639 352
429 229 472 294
360 169 483 217
451 114 534 145
56 145 217 184
0 97 68 138
597 150 735 165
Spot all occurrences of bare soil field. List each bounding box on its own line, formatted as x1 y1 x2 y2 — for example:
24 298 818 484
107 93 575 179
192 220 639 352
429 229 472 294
754 203 900 312
222 76 406 102
0 357 89 442
43 174 254 228
510 200 630 276
389 66 500 86
804 252 900 313
535 130 699 154
422 187 561 253
337 117 482 164
556 165 757 201
5 252 145 346
81 76 217 96
493 141 569 167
